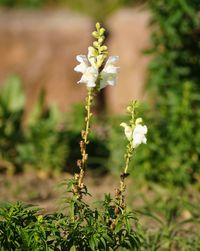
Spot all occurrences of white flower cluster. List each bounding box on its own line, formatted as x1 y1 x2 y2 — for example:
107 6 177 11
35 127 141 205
120 119 147 148
74 47 119 89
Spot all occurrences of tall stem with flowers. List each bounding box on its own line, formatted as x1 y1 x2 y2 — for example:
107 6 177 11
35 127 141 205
64 23 145 250
111 101 147 229
72 23 119 200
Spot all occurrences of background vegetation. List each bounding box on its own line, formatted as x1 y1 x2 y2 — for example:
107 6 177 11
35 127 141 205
0 0 200 250
0 76 109 175
131 0 200 186
0 0 199 196
0 0 145 21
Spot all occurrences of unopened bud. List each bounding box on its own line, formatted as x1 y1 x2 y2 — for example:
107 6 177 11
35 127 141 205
101 45 107 51
127 106 132 112
93 41 99 48
92 31 98 38
100 28 105 35
135 117 143 125
98 37 104 44
96 22 101 30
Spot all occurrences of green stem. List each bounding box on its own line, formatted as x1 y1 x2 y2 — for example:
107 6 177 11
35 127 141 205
76 88 94 198
124 143 133 174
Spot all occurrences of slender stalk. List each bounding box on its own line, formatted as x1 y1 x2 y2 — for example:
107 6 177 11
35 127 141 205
120 143 133 195
74 88 94 199
119 102 136 202
112 102 137 228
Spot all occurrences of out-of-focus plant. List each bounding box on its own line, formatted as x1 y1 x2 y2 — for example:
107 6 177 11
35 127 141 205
137 82 200 185
64 0 145 22
0 76 68 173
0 76 110 174
138 194 200 250
147 0 200 94
0 0 146 20
0 0 45 8
129 0 200 186
17 90 68 174
0 76 25 170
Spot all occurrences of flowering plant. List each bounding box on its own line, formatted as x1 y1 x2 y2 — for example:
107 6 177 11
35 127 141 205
120 119 147 148
0 23 147 251
74 23 119 90
66 23 147 250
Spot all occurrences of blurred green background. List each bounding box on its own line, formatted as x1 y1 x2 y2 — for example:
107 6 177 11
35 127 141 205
0 0 144 21
0 0 199 187
0 1 200 249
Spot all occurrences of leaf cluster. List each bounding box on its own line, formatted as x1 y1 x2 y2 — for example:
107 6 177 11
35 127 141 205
0 193 140 250
125 0 200 186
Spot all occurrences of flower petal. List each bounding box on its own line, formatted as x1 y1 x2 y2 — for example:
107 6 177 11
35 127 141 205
74 63 88 73
106 56 119 65
132 124 148 148
120 123 132 141
74 55 89 73
103 64 118 74
77 66 98 88
142 125 148 134
76 55 88 63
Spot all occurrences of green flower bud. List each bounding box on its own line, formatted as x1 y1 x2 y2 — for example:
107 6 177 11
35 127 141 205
92 31 98 38
93 41 99 48
127 106 132 112
96 22 101 31
100 28 105 35
135 118 143 125
101 45 107 51
98 37 104 44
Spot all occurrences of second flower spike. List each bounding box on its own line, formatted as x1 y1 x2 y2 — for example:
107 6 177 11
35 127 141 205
120 118 147 149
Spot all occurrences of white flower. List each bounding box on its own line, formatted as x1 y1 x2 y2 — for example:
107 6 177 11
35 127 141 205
120 121 147 148
120 123 132 141
74 55 89 73
100 56 119 90
74 52 119 89
77 66 98 88
132 124 147 148
74 55 98 88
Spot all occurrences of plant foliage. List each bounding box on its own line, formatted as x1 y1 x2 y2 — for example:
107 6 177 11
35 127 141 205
131 0 200 186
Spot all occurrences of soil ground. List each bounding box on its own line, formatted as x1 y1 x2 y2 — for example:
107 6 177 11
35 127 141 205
0 171 119 213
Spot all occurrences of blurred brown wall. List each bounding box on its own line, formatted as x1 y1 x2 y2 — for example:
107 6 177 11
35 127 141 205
0 8 150 114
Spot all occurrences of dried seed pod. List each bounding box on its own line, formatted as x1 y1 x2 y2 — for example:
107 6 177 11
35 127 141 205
114 207 120 215
79 140 84 149
77 160 82 167
81 130 86 138
115 188 121 197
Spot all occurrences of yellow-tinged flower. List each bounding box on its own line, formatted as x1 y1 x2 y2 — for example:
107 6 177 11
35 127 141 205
100 56 119 89
74 53 119 89
120 121 147 148
120 123 132 141
74 54 98 88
